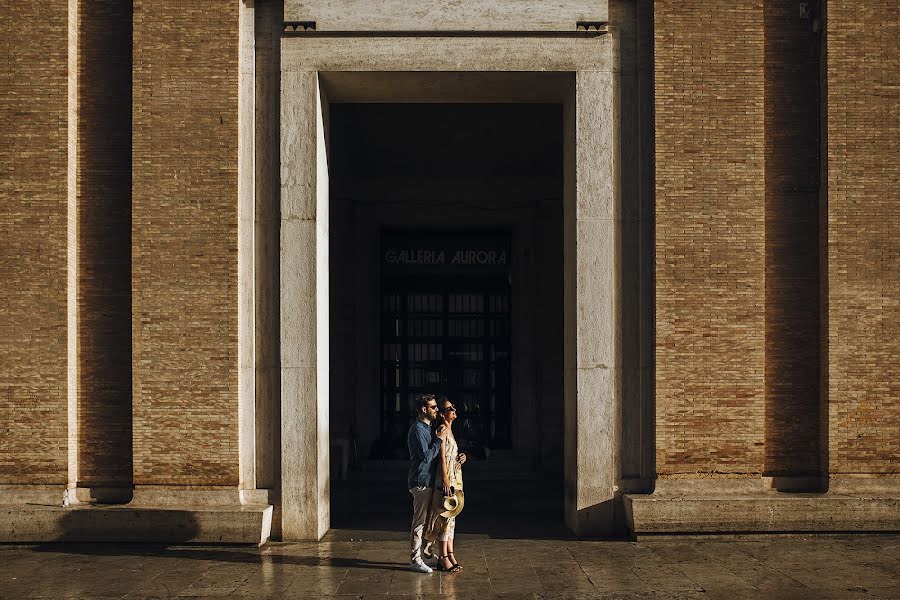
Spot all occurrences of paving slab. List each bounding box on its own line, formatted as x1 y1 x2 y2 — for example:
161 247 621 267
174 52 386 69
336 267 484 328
0 533 898 599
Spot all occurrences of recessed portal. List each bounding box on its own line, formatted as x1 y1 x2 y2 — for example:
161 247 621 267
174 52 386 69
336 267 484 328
327 100 565 535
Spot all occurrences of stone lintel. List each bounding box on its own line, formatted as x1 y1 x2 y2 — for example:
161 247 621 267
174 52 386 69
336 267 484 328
281 36 612 73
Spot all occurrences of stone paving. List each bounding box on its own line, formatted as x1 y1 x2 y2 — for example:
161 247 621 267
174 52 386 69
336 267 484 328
1 532 899 599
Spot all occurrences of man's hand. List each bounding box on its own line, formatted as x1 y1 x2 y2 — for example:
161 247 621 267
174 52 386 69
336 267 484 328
435 425 449 440
457 452 467 466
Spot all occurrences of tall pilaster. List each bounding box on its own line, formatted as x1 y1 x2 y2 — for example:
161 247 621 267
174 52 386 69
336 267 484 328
564 69 621 535
279 69 330 540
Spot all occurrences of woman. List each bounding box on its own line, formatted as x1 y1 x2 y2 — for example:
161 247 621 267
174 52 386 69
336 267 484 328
425 397 467 572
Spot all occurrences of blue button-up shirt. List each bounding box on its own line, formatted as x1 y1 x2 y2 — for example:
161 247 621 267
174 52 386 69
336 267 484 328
407 419 441 489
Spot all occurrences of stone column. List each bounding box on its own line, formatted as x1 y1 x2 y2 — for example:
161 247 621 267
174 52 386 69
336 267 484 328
564 70 621 536
280 68 330 540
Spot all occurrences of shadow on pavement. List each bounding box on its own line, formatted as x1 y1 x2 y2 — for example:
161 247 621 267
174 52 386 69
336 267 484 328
33 542 409 571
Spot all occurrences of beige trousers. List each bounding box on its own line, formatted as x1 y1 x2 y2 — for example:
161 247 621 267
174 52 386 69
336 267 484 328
409 486 433 563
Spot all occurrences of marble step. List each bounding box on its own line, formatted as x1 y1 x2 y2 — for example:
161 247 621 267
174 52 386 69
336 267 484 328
625 493 900 538
0 503 272 545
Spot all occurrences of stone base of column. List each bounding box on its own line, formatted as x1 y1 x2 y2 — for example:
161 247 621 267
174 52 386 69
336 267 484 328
69 485 133 504
624 478 900 539
0 486 274 545
131 485 253 506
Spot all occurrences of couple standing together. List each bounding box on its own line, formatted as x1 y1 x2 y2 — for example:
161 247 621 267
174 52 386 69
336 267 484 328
407 394 467 574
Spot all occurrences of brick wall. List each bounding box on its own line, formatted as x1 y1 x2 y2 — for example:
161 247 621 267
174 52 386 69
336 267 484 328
763 2 821 478
0 3 69 485
132 1 240 486
825 2 900 476
76 0 133 489
654 2 766 476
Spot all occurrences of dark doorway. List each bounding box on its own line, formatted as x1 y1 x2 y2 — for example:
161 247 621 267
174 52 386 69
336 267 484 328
327 102 566 536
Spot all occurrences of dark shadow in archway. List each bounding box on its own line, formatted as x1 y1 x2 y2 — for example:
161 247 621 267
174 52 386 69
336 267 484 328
326 97 569 541
331 473 572 540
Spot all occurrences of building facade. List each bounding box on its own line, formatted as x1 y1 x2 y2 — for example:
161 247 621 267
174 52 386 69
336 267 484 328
0 1 897 543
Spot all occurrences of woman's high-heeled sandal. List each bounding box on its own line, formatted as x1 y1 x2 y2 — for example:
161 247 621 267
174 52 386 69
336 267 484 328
436 555 460 572
448 552 462 570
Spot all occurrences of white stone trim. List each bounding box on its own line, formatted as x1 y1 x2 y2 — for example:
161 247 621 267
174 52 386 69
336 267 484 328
282 36 613 72
280 71 331 540
238 0 258 497
279 36 617 540
66 0 80 496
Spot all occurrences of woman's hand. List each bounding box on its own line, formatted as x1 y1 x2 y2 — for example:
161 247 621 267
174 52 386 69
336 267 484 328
457 452 467 466
442 479 452 496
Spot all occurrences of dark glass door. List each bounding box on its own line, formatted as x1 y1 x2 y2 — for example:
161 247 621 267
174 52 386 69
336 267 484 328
379 231 511 459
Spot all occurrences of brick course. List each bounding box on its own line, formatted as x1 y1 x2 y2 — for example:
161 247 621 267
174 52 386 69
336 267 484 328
0 3 69 485
825 1 900 476
132 1 240 486
654 2 767 476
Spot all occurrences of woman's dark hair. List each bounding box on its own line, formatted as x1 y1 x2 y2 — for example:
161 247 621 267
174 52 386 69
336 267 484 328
430 396 450 431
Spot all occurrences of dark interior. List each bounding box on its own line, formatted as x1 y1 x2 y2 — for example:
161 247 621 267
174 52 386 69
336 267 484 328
327 104 567 537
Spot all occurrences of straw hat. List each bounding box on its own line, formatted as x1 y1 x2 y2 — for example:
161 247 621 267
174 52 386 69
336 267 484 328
436 488 465 519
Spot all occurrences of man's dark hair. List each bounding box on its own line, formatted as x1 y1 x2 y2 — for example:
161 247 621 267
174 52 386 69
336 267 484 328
416 393 436 410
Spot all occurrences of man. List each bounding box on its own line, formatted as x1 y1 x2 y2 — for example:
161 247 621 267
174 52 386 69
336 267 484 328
407 393 446 573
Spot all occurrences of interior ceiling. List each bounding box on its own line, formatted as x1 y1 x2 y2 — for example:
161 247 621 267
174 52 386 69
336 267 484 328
329 103 563 178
